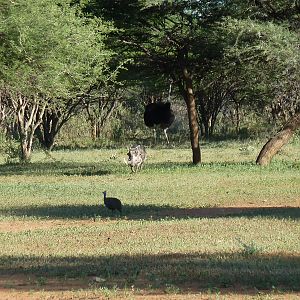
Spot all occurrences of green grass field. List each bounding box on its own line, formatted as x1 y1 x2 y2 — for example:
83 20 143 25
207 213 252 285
0 140 299 299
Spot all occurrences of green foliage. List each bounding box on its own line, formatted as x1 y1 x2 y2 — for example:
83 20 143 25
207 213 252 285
222 19 300 71
84 0 233 82
220 17 300 110
237 238 262 257
0 134 20 164
0 0 117 162
81 0 300 145
1 0 299 157
0 0 114 98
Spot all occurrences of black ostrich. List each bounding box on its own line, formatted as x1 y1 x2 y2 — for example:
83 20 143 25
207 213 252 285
143 102 175 144
102 191 122 215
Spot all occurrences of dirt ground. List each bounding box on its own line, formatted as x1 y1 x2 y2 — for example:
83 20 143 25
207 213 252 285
1 274 300 300
1 205 299 299
1 205 298 233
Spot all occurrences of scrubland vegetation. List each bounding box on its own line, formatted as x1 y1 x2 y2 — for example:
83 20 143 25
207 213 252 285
0 0 299 298
0 140 299 299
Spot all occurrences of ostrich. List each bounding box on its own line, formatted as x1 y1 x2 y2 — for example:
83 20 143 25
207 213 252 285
102 191 122 215
143 102 175 144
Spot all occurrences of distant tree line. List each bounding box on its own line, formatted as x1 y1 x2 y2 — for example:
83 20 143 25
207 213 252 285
0 0 299 164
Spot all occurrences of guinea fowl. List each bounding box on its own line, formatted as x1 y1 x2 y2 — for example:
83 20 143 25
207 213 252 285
102 191 122 214
144 102 175 144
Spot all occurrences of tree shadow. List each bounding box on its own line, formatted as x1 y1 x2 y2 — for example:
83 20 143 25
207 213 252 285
0 204 299 220
0 252 299 292
0 160 194 176
0 159 266 177
1 159 295 177
145 160 259 169
0 162 112 176
0 160 197 175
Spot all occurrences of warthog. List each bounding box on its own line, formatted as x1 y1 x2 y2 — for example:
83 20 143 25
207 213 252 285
125 144 146 172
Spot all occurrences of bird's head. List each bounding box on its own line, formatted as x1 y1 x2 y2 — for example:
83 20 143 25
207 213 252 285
102 191 106 197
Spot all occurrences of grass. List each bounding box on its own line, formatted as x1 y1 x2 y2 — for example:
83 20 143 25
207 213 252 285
0 139 299 299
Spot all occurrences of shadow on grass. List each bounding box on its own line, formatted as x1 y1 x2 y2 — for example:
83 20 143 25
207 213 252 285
0 204 299 220
0 252 299 292
0 161 193 176
0 162 112 176
0 159 297 177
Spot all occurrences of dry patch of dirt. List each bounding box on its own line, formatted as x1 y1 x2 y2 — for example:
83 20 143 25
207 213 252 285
1 205 299 233
0 275 89 291
0 274 299 300
0 219 114 233
1 205 299 299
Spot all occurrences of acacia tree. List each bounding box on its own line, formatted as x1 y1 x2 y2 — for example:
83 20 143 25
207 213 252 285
254 1 300 165
194 67 242 139
84 88 122 140
0 89 14 132
0 0 114 160
221 3 300 165
35 96 84 150
84 0 244 164
82 0 299 165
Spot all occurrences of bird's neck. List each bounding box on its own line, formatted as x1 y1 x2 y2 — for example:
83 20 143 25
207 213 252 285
103 194 107 204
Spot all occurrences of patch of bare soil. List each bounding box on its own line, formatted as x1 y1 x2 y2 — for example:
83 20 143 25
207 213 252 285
0 275 299 300
1 205 299 233
0 219 115 233
1 205 299 299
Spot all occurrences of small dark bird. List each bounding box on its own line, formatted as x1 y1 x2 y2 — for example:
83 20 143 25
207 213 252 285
144 102 175 144
102 191 122 214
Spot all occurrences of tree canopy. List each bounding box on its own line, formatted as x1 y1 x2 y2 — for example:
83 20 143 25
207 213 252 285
0 0 114 98
0 0 115 160
0 0 299 164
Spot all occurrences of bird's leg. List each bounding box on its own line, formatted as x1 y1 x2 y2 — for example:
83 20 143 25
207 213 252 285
164 128 170 144
153 128 157 144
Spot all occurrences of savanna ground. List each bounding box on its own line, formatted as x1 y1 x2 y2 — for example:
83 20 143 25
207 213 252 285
0 139 299 299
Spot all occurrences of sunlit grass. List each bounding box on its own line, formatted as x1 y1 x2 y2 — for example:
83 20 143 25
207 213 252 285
0 139 299 297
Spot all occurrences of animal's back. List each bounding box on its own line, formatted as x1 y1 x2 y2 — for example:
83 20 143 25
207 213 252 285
144 102 174 128
104 197 122 212
128 145 146 164
144 103 157 127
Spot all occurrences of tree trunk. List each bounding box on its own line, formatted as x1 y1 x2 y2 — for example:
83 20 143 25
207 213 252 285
256 112 300 166
177 58 201 164
235 102 241 134
203 119 210 140
85 98 118 140
11 93 47 162
90 119 101 140
91 119 97 140
36 110 60 150
20 133 32 162
186 94 201 164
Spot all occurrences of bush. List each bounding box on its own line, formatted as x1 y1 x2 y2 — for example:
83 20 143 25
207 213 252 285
0 134 20 163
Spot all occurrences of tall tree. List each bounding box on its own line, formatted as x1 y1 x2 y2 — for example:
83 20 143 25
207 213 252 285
0 0 114 160
83 0 240 164
84 87 122 140
221 5 300 164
